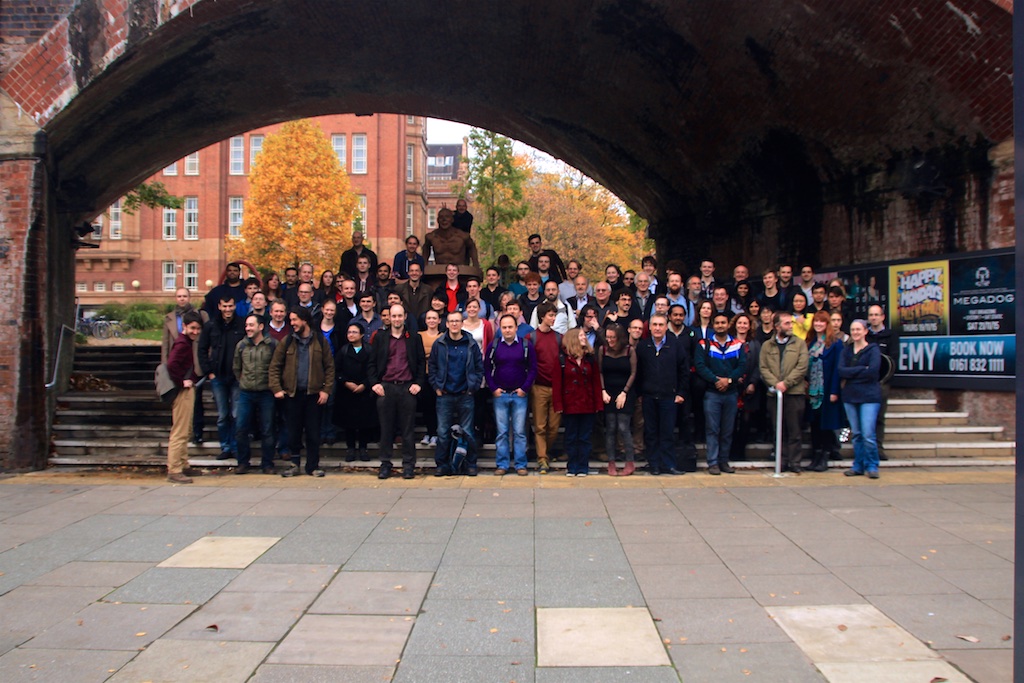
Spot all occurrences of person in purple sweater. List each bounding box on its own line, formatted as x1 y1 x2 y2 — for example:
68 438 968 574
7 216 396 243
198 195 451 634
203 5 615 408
485 314 538 475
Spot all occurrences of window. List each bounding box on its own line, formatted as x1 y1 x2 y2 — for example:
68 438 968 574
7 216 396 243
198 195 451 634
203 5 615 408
407 115 416 124
92 215 102 240
163 161 178 176
406 144 415 182
249 135 263 167
184 261 199 291
353 195 367 230
229 197 244 237
93 282 106 292
428 208 437 230
406 203 415 236
229 136 245 174
184 152 199 175
109 199 122 240
76 282 87 293
331 134 346 169
184 196 199 240
112 282 125 293
351 134 367 174
163 262 177 291
162 208 177 240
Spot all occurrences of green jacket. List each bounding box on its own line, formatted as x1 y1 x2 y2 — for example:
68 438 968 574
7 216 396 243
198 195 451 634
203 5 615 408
232 335 277 392
759 335 808 395
269 331 335 397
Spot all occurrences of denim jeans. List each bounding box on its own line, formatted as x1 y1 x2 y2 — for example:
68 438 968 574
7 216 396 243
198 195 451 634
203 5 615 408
703 391 739 467
562 413 595 475
274 399 289 456
844 402 881 473
643 395 678 473
436 392 475 470
494 392 528 470
235 389 276 468
210 376 240 453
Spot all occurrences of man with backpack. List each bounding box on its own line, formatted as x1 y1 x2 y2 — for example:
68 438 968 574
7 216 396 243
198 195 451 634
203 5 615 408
429 310 484 476
486 314 538 475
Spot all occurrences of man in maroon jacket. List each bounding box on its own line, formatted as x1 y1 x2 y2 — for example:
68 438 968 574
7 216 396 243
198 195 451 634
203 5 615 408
166 311 203 483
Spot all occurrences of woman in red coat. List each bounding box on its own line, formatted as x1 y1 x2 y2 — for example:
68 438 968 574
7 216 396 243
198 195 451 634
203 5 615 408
554 328 604 476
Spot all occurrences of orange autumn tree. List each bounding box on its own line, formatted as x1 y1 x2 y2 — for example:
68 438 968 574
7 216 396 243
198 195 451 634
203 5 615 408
233 119 358 274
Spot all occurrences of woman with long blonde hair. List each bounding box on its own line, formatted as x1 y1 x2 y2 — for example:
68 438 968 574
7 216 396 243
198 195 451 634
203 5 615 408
554 329 604 476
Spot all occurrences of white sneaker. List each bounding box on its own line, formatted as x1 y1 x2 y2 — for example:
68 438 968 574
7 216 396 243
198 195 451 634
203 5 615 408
577 472 588 478
420 435 431 445
565 472 575 477
429 436 438 447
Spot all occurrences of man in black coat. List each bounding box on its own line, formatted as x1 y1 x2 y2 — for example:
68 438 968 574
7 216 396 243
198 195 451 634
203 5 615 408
635 314 690 476
198 295 246 459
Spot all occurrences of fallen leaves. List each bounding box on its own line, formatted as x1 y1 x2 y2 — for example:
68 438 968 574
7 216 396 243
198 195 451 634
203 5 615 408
837 625 848 632
956 635 980 643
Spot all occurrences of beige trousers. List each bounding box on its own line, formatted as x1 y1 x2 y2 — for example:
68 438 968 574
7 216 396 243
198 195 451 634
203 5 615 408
167 387 195 474
530 384 561 461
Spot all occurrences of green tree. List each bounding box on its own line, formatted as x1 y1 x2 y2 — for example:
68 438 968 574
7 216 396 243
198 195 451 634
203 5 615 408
233 119 358 274
120 181 183 215
463 128 528 266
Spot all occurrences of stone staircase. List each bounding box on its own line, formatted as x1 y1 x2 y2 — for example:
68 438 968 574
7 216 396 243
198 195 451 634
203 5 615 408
51 346 1015 471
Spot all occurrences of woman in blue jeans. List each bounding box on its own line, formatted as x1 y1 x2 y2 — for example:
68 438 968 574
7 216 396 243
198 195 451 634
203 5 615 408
838 319 883 479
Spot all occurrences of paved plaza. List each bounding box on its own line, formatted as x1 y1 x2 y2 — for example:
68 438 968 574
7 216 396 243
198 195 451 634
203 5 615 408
0 467 1014 682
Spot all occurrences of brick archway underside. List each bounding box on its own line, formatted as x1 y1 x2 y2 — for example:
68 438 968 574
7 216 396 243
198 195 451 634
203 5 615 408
3 0 1013 238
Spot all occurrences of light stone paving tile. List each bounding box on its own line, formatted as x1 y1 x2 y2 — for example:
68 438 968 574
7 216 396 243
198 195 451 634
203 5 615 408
0 647 137 683
534 570 645 608
223 563 337 594
268 614 414 666
816 660 972 683
310 571 432 615
633 564 750 600
106 639 273 683
404 598 534 657
768 604 941 662
536 607 669 667
166 590 318 641
158 536 280 568
669 642 826 683
250 663 397 682
21 602 196 650
393 655 534 683
938 648 1013 683
867 593 1014 650
26 561 152 587
104 567 241 604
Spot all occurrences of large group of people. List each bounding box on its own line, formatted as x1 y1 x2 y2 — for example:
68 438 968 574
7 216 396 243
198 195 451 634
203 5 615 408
163 212 898 483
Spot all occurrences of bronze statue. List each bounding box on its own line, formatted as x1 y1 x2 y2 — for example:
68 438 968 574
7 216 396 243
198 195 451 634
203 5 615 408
424 208 479 268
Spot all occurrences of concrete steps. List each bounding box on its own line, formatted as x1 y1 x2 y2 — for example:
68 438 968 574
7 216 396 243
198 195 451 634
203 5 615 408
51 349 1015 471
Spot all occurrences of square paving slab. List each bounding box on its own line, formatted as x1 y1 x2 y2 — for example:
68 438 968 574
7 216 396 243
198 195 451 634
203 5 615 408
310 571 432 615
22 602 196 651
106 638 273 682
0 647 136 683
269 614 414 666
536 607 670 667
816 660 972 683
158 536 280 569
768 604 939 663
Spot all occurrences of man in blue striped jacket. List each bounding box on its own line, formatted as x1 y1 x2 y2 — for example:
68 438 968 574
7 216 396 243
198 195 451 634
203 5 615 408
695 312 747 475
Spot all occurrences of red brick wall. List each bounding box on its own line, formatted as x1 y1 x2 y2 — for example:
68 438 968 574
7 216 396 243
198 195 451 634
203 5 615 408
0 158 48 469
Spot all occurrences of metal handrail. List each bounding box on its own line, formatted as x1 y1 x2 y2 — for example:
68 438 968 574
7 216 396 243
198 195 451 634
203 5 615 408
45 298 80 390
